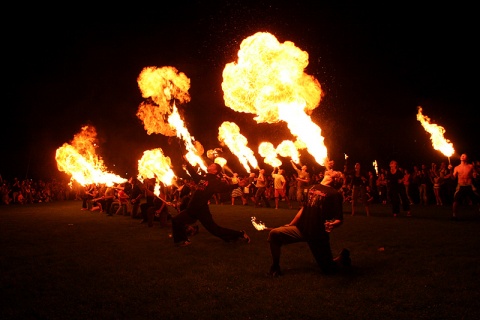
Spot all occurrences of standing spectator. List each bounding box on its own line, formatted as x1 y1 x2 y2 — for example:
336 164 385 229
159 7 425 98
290 160 311 207
254 169 271 208
376 172 388 205
272 167 292 209
350 162 370 216
386 160 411 217
403 168 414 205
245 172 257 205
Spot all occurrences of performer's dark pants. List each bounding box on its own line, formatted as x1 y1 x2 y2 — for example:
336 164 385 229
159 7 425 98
172 204 243 243
268 226 337 274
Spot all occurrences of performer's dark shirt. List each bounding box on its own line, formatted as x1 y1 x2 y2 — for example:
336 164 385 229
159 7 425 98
297 184 343 241
186 163 237 208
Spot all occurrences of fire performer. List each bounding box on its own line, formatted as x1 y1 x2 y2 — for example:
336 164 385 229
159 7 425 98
450 153 479 220
266 162 350 277
171 159 251 247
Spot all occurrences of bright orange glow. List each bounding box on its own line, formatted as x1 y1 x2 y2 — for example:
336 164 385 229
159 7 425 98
136 66 191 136
222 32 328 165
276 140 300 163
416 106 455 157
137 148 176 190
136 66 207 171
55 126 127 187
258 142 282 168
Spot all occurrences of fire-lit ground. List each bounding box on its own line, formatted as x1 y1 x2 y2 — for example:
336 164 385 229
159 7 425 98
1 201 479 319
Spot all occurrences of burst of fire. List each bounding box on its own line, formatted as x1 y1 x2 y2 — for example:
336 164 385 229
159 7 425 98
222 32 328 165
137 148 176 192
136 66 191 136
258 142 282 168
416 106 455 158
276 140 300 163
218 121 259 173
55 126 127 187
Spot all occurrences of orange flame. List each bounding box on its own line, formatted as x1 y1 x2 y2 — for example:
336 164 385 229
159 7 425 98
251 216 268 230
136 66 191 136
218 121 259 173
416 106 455 157
169 105 207 171
55 126 127 187
222 32 328 165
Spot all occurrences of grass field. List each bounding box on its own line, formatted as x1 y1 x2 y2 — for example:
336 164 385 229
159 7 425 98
1 200 479 320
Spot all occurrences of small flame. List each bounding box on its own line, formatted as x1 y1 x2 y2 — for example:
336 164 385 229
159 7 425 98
373 160 378 175
416 106 455 157
251 216 267 231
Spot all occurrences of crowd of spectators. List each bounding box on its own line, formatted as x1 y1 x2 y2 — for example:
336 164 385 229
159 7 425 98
2 157 479 211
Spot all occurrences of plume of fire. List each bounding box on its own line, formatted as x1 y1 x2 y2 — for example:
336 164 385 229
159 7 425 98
55 126 127 187
218 121 259 173
137 148 176 192
416 106 455 158
258 142 282 168
136 66 191 136
169 105 207 171
222 32 328 165
136 66 207 171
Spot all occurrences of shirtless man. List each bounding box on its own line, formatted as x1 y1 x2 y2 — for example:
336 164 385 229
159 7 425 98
450 153 479 219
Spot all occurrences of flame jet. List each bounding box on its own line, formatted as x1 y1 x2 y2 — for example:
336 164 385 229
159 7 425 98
416 106 455 158
136 66 207 171
222 32 328 165
55 126 127 187
218 121 259 173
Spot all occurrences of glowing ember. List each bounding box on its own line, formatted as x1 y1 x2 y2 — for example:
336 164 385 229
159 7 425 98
416 106 455 157
55 126 127 187
218 121 259 173
251 216 268 231
222 32 328 165
137 148 176 190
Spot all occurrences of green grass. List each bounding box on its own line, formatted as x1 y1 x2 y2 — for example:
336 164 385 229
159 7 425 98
1 200 479 319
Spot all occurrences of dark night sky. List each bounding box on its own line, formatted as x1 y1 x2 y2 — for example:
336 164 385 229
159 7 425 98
2 2 478 181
